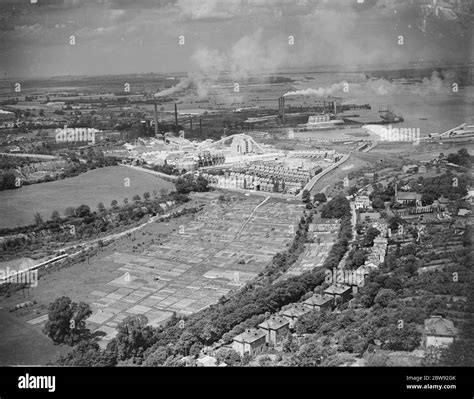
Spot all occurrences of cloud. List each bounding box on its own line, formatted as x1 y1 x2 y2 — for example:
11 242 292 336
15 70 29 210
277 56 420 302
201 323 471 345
177 0 241 20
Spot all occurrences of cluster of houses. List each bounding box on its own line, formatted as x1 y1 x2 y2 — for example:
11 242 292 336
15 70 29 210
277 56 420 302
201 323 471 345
228 303 459 361
231 285 354 357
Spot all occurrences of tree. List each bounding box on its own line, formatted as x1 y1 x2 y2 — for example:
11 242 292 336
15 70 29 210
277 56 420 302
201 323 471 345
215 348 241 366
365 351 388 367
175 175 195 194
195 175 209 192
290 340 334 366
321 196 351 219
132 195 141 203
113 315 155 363
348 186 358 196
143 192 151 201
362 227 380 247
372 197 385 210
314 193 327 203
51 210 61 222
123 198 129 205
302 189 311 203
57 339 117 367
159 188 168 197
351 249 366 268
143 346 174 366
111 200 118 208
97 202 106 213
75 204 91 218
33 212 44 226
374 288 397 308
43 297 92 345
64 207 75 218
378 323 421 351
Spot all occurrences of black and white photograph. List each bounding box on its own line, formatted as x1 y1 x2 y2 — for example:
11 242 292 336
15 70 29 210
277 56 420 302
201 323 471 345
0 0 472 395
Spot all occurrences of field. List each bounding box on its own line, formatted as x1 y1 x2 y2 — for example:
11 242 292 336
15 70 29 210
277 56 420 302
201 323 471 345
0 309 70 365
0 193 307 360
0 166 175 229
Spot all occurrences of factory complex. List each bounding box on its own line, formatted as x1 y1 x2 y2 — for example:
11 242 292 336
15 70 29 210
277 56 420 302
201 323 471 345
124 132 342 196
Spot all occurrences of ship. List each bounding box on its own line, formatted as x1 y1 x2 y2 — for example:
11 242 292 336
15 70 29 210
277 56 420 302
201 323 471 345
379 106 404 123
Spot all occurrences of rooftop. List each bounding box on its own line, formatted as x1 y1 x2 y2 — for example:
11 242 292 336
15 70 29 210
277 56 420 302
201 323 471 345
258 316 290 331
424 316 458 337
324 284 351 295
233 328 266 344
304 294 334 307
396 192 422 201
281 303 311 318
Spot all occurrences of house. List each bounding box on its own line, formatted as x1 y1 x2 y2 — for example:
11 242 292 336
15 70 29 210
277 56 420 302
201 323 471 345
395 191 422 206
424 316 458 348
303 294 334 312
402 164 418 173
280 304 312 329
258 315 290 346
354 195 371 210
458 208 472 217
433 196 450 211
323 284 352 302
357 263 377 277
232 329 266 357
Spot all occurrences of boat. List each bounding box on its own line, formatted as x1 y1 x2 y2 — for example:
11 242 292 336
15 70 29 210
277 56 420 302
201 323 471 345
379 106 404 123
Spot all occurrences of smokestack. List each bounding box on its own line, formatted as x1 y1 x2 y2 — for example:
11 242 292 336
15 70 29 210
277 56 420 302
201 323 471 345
333 101 337 116
153 99 159 137
281 96 285 125
174 103 178 129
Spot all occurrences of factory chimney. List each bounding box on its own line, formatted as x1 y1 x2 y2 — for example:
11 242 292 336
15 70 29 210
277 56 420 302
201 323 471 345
333 101 337 117
282 96 285 125
174 103 178 130
153 99 159 137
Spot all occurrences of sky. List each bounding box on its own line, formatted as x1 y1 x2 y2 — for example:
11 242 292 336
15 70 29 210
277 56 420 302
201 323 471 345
0 0 472 78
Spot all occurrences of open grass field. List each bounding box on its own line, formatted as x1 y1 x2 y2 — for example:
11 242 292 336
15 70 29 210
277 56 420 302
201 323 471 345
0 309 70 365
0 165 175 229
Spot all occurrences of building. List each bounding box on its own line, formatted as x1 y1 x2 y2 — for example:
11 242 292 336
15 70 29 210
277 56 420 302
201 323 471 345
402 164 419 173
354 195 371 210
395 191 422 206
230 135 254 155
424 316 458 348
258 315 290 346
303 294 334 312
323 284 352 302
232 328 266 356
280 303 312 329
